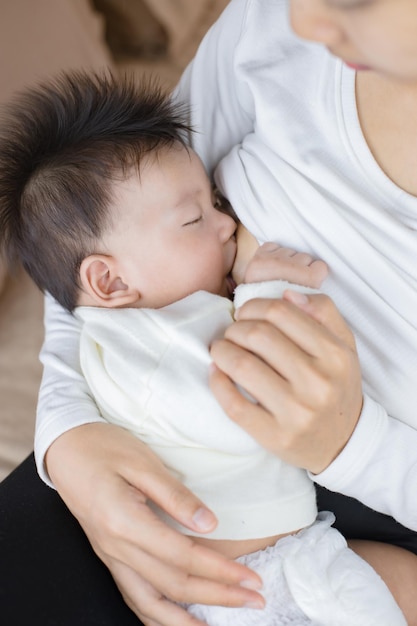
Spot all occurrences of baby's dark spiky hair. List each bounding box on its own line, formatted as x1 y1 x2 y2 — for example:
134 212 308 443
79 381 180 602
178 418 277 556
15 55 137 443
0 71 192 311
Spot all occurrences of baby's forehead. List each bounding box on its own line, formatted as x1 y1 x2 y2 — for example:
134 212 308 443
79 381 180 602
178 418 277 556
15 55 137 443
110 141 206 198
106 144 207 207
128 141 198 175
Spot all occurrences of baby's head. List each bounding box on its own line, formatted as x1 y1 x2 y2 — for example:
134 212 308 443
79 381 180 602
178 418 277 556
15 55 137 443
0 71 236 312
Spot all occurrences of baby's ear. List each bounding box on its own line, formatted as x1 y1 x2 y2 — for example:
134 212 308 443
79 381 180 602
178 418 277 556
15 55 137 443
79 255 139 308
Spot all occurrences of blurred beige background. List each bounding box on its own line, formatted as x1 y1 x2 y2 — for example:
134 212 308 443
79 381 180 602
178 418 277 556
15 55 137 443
0 0 228 481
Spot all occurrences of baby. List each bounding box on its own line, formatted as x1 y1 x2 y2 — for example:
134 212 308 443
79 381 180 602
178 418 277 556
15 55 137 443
0 71 405 625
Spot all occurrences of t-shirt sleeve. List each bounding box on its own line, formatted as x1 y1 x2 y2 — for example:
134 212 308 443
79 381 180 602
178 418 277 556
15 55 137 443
173 0 255 175
35 294 105 487
310 394 417 531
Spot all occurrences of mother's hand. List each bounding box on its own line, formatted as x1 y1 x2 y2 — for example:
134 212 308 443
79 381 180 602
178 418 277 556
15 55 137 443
210 292 363 475
45 423 263 626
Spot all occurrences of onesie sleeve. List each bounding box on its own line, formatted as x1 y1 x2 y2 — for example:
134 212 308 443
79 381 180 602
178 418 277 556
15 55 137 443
311 394 417 531
35 293 105 487
174 0 255 175
234 280 320 311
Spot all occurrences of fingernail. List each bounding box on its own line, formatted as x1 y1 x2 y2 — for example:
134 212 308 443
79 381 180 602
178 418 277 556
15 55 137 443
285 290 308 306
244 598 265 609
192 507 216 532
240 578 263 591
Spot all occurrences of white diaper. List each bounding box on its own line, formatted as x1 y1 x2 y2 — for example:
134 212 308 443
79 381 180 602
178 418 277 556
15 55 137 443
185 512 406 626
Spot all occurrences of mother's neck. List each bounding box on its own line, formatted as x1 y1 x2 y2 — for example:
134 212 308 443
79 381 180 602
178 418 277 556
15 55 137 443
356 71 417 197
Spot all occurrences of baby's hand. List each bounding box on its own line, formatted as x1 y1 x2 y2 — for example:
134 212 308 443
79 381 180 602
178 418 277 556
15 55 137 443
244 243 328 289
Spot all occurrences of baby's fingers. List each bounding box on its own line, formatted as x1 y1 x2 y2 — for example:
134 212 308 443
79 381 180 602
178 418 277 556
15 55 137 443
306 259 328 288
245 243 328 287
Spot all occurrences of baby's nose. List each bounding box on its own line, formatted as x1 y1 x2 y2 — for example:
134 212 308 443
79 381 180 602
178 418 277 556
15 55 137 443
220 212 237 242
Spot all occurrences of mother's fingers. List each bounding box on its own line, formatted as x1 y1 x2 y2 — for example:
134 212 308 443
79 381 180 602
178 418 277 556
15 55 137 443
139 598 206 626
108 560 208 626
138 551 263 607
234 296 354 359
211 296 363 473
283 291 357 349
87 503 264 612
112 439 218 535
210 330 294 415
105 537 263 608
209 359 279 448
219 316 323 397
86 473 261 592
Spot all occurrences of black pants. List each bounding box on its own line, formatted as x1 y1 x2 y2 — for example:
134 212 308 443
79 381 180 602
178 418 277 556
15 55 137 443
1 454 417 626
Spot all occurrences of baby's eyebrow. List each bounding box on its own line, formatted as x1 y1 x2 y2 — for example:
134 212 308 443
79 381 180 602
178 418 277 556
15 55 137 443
172 187 205 209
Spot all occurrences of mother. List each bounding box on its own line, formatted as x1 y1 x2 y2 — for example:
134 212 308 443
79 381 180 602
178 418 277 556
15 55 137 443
3 0 417 625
